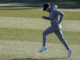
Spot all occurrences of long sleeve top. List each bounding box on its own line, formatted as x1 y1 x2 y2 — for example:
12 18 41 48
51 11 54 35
46 5 64 25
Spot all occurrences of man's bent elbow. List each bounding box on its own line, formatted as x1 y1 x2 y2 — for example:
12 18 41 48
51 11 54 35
61 13 64 17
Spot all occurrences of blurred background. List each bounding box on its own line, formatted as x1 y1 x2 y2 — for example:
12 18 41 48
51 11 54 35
0 0 80 9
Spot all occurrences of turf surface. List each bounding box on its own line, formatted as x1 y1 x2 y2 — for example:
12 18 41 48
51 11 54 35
0 8 80 60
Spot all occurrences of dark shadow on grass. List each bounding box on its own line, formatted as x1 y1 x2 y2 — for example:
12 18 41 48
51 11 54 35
0 3 42 10
11 57 68 60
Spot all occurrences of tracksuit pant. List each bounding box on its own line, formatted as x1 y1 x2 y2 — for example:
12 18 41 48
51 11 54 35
42 23 70 50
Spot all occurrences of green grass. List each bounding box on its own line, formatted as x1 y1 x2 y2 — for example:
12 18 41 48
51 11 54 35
0 8 80 20
0 8 80 60
0 28 80 44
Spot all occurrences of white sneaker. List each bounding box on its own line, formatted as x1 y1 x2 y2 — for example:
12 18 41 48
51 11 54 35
68 49 72 57
39 46 46 52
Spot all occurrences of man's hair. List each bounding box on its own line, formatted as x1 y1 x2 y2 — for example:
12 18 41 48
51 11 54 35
43 3 50 11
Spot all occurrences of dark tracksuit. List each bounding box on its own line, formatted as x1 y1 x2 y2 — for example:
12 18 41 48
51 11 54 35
42 6 70 50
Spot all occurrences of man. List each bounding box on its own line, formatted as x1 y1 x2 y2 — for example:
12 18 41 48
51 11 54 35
39 3 72 57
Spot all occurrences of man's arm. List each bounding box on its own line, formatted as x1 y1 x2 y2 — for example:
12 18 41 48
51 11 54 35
42 16 50 20
53 10 64 23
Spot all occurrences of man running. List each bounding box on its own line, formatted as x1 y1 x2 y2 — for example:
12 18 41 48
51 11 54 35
39 3 72 57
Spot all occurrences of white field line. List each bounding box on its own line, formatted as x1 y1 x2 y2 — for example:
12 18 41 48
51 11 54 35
0 40 80 59
0 17 80 32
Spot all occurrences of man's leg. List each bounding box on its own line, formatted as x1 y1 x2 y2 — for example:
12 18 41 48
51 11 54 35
42 27 54 47
55 31 70 50
40 27 54 52
54 31 72 57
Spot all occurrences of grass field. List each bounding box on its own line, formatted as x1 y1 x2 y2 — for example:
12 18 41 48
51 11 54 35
0 8 80 60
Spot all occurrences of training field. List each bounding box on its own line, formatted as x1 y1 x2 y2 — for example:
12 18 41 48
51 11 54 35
0 8 80 60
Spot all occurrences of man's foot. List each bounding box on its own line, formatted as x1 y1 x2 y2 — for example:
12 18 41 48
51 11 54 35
39 46 46 52
68 49 72 57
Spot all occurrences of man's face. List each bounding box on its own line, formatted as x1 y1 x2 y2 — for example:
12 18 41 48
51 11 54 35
45 6 50 12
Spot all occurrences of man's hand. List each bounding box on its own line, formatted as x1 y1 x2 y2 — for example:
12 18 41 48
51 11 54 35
42 16 50 20
42 16 46 19
56 21 60 25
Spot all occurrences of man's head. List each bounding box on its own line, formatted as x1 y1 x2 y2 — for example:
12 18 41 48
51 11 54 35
43 3 51 11
43 3 58 12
